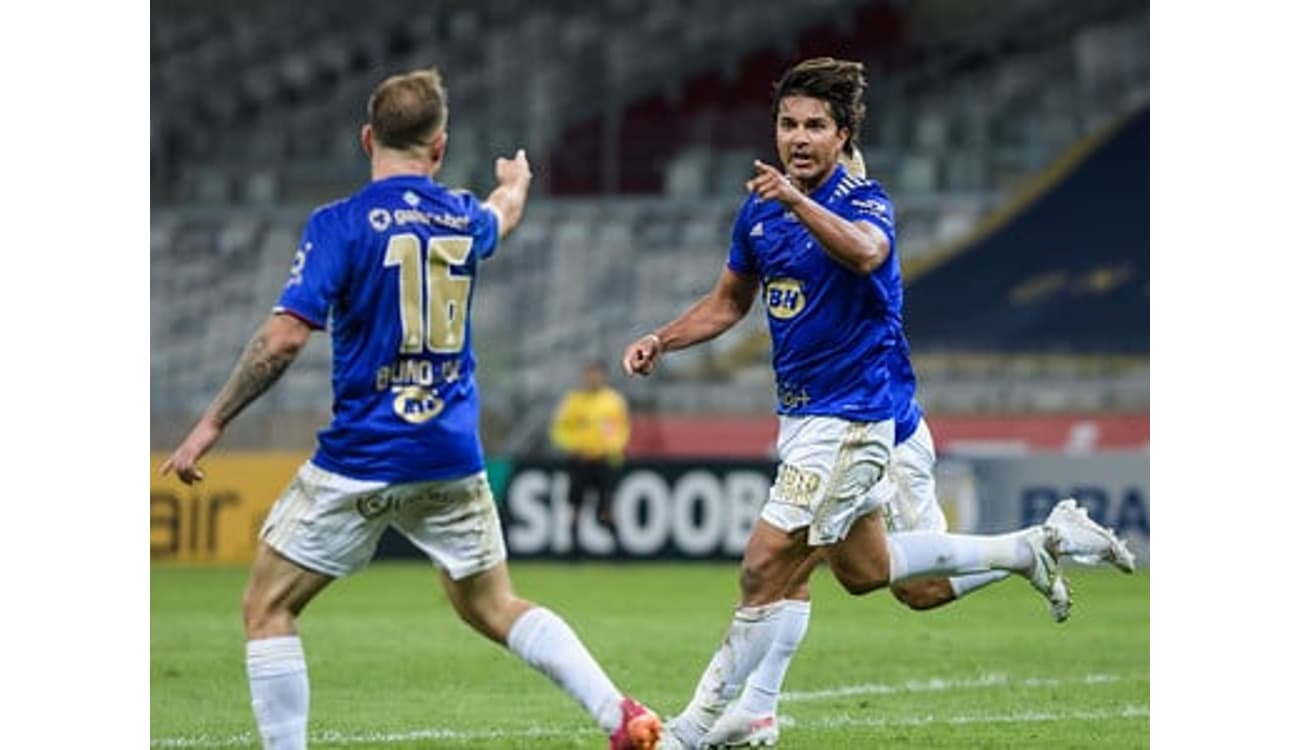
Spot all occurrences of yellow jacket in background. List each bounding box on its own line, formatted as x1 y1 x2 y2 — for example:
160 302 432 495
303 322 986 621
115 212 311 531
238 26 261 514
549 387 630 462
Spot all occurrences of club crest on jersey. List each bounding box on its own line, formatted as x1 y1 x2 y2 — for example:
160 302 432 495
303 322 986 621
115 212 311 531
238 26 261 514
369 208 393 232
764 277 806 319
392 386 444 424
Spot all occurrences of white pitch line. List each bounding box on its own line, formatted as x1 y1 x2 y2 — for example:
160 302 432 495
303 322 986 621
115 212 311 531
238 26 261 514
782 671 1133 702
794 703 1150 730
150 725 581 748
151 673 1146 748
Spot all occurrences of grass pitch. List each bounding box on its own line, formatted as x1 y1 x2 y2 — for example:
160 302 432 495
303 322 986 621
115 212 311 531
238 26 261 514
151 561 1148 748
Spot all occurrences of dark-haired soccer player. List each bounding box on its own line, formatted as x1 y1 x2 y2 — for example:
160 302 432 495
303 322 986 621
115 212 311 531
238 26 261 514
163 67 660 750
623 58 1131 749
696 148 1083 746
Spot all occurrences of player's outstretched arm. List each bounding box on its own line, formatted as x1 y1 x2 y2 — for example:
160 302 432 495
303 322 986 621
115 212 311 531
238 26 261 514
623 267 759 376
486 148 532 239
160 312 313 484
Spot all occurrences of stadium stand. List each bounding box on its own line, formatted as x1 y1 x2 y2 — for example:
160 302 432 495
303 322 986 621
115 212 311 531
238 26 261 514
152 0 883 203
904 108 1149 354
151 0 1149 454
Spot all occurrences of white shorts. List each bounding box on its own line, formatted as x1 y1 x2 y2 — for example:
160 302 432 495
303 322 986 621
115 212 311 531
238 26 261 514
260 462 507 580
760 415 894 546
872 418 948 533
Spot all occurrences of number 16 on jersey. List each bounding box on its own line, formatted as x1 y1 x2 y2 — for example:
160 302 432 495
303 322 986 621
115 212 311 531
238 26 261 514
383 233 473 354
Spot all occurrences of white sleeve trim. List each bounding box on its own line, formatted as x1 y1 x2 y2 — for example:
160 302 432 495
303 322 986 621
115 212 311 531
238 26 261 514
484 202 503 230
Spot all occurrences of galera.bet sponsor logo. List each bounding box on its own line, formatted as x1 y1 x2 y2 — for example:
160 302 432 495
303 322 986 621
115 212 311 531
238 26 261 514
368 206 471 233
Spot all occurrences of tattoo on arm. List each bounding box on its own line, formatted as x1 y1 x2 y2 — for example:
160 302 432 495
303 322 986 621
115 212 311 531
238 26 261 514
209 331 296 426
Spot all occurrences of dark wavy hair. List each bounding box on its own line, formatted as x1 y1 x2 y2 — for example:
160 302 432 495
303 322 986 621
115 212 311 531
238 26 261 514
771 57 867 156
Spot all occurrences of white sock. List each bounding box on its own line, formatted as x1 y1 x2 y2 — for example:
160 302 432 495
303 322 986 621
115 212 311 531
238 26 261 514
738 600 811 717
887 530 1033 583
246 636 309 750
950 570 1012 598
507 606 623 734
673 603 783 746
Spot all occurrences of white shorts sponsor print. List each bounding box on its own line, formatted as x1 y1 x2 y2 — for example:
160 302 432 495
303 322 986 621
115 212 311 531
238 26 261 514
760 416 894 546
872 419 948 533
260 462 507 580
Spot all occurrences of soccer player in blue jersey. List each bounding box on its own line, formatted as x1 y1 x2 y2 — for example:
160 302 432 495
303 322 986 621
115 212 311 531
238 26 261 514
698 309 1075 746
622 58 1132 749
161 67 661 750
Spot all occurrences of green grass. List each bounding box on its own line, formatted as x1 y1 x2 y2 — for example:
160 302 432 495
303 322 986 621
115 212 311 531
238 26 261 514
151 562 1149 748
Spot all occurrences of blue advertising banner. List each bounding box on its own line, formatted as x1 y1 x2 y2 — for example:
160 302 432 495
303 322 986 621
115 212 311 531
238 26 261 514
961 452 1150 566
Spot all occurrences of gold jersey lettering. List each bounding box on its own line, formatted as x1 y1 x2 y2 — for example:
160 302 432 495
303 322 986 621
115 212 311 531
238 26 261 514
376 359 436 391
774 464 822 507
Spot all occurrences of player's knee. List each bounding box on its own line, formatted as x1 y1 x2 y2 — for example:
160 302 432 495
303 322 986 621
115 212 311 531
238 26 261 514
739 560 762 596
241 588 294 637
783 579 812 601
739 554 786 601
738 526 805 604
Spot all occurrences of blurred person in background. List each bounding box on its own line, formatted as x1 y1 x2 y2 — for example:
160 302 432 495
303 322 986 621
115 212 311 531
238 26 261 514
622 57 1133 750
550 360 631 551
161 66 661 750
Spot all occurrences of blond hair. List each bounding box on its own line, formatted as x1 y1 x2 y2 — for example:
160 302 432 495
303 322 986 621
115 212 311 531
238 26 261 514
366 68 448 151
840 145 867 178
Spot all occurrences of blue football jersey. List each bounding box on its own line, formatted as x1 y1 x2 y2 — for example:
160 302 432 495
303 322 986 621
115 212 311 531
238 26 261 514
274 175 500 483
728 164 901 421
871 206 924 445
889 329 924 445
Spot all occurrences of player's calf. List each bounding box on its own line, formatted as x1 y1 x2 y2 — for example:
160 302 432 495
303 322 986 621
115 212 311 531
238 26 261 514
442 563 534 644
821 509 894 595
828 565 891 596
890 577 956 610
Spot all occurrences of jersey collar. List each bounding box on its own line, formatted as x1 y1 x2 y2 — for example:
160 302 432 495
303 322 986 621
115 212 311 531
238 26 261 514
808 164 847 203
